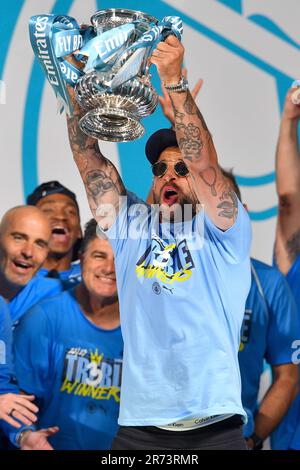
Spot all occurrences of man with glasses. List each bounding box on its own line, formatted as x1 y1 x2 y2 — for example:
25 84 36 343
66 34 251 450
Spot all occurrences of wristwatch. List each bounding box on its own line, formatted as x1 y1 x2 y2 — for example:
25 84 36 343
250 432 264 450
164 76 189 93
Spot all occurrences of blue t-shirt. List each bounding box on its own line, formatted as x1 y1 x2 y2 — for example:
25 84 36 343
286 254 300 314
238 258 299 440
37 261 82 290
9 275 62 327
272 253 300 450
0 296 16 395
104 191 252 426
13 289 123 450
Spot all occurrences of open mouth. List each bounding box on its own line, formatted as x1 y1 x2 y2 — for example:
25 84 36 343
51 226 70 243
13 260 33 272
162 186 179 206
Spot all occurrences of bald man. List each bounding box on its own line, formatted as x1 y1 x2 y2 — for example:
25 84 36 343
0 206 62 325
0 206 62 448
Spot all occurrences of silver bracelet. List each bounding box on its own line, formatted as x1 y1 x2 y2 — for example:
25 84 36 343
164 76 189 93
16 428 32 447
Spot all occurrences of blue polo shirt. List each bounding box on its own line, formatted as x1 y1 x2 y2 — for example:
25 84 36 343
37 261 81 290
13 289 123 450
272 253 300 449
9 275 62 327
238 259 299 440
0 296 16 395
286 254 300 314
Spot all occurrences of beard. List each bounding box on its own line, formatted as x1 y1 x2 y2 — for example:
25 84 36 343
153 187 200 223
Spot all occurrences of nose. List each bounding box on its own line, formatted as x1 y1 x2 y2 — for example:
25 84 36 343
102 257 115 276
162 164 177 182
51 210 68 222
21 241 33 259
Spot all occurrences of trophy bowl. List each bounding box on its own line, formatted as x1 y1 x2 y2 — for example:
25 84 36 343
75 9 159 142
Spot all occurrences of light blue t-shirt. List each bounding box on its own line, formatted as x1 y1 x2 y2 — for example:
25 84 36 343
13 289 123 450
37 261 82 290
9 275 62 327
105 191 251 426
238 259 299 440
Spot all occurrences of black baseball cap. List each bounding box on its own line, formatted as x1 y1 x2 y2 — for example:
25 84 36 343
145 128 178 165
26 180 80 214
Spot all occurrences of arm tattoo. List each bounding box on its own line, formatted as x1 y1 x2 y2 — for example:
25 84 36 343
199 166 217 196
183 91 210 134
86 165 124 201
178 123 203 161
286 229 300 263
67 112 126 218
86 170 117 198
217 189 238 220
68 117 94 150
174 109 185 129
169 91 211 163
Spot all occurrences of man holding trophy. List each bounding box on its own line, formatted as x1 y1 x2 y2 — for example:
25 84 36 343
31 8 252 450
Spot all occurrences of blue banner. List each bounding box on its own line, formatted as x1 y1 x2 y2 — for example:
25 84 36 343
29 14 85 113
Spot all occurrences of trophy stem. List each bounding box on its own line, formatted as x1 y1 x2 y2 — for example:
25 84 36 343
79 107 145 142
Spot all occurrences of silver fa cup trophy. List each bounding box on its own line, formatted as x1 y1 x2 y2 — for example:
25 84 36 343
75 9 160 142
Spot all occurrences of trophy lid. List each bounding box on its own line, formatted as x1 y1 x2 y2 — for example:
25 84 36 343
91 9 158 30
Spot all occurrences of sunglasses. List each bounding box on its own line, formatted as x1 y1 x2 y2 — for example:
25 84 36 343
151 160 190 178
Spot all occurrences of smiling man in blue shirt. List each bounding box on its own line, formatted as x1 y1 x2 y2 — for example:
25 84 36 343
0 206 63 448
0 206 62 329
12 219 122 450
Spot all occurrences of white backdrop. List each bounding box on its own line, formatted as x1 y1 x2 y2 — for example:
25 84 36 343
1 0 299 264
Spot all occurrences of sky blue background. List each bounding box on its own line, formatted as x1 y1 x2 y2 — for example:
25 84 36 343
0 0 297 220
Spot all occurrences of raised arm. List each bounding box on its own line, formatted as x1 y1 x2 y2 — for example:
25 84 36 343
66 88 126 230
275 87 300 274
150 36 238 230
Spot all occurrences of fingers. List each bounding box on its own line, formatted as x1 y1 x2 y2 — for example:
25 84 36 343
156 41 176 52
165 34 181 47
192 79 203 99
15 395 39 413
2 415 22 429
0 393 38 427
41 427 60 450
20 395 35 401
43 426 59 436
11 404 38 424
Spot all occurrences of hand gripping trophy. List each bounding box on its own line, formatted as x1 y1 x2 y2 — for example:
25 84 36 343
29 8 183 142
